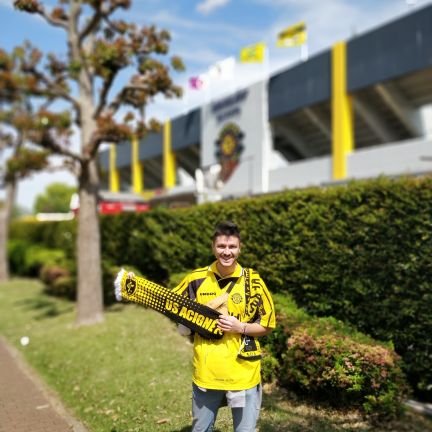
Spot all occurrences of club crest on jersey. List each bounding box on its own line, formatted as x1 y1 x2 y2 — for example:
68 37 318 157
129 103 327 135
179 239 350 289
231 293 243 304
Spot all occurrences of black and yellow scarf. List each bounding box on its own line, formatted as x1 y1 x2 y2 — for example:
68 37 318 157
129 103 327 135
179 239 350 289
114 269 223 339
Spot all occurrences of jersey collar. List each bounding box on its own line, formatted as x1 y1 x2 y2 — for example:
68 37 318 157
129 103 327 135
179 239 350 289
209 261 243 279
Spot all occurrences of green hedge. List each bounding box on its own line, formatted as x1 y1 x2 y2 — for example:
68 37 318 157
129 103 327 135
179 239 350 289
8 240 68 277
9 176 432 401
9 220 76 258
99 176 432 401
169 275 409 419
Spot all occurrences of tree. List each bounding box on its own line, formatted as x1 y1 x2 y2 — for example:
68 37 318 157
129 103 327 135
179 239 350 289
12 0 184 325
0 48 69 282
34 182 77 213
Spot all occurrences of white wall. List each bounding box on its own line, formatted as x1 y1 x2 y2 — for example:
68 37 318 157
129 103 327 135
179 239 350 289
267 138 432 192
269 156 332 191
348 138 432 179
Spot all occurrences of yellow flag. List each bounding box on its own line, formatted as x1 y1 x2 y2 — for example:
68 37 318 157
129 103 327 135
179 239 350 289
239 42 266 63
277 21 307 47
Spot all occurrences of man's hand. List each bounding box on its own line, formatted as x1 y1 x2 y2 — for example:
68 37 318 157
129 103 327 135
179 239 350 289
217 315 244 334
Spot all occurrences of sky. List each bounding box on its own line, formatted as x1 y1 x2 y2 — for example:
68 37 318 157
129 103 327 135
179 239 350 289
0 0 431 211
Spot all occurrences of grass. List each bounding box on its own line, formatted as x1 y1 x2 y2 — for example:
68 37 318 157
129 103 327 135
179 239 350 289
0 278 431 432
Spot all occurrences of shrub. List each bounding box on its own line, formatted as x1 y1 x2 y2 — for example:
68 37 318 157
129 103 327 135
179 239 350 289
50 275 76 300
280 327 408 420
23 246 66 276
9 176 432 402
40 264 71 286
259 293 410 420
261 351 280 383
98 176 432 401
41 259 75 299
7 239 29 275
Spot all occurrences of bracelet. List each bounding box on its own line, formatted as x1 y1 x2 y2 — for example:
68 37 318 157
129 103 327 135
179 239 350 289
242 323 247 335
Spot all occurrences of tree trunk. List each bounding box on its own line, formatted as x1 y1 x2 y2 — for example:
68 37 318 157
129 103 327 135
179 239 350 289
75 157 104 325
0 181 16 282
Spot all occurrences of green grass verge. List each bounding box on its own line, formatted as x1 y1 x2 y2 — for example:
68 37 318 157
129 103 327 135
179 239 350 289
0 279 431 432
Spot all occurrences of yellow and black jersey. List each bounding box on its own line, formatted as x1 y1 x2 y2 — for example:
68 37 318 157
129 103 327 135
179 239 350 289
173 262 276 391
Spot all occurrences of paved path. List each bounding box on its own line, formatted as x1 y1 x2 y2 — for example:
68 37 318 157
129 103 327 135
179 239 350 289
0 337 88 432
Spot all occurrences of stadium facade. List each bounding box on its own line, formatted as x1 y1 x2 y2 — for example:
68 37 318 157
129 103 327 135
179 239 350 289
99 4 432 206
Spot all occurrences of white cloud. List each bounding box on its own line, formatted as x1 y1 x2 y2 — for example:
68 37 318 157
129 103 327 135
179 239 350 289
196 0 231 15
0 0 12 8
147 9 261 43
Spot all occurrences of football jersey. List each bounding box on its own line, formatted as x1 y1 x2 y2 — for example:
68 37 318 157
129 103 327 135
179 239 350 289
172 262 276 390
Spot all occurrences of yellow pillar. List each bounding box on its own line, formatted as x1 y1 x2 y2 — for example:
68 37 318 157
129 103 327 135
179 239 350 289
163 120 176 188
131 135 144 193
332 41 354 180
109 144 120 192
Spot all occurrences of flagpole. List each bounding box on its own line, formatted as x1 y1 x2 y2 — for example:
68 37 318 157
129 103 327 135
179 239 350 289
300 41 308 62
264 43 270 80
182 87 190 114
276 21 308 63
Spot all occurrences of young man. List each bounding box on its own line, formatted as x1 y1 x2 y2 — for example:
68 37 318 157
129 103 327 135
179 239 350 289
173 221 276 432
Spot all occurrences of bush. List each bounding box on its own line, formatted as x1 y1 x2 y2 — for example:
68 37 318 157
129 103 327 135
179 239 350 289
260 293 409 420
9 220 75 253
98 176 432 401
102 261 143 306
23 246 66 277
40 264 71 286
280 327 408 420
261 351 280 383
7 239 29 276
41 260 75 299
9 176 432 402
39 259 142 306
50 275 76 300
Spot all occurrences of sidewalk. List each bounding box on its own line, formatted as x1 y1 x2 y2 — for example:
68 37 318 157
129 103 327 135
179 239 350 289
0 337 88 432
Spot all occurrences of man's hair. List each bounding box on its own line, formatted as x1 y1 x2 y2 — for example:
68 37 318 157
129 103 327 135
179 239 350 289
212 221 241 241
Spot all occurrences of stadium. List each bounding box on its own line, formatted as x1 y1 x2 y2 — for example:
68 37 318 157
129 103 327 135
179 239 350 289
98 4 432 209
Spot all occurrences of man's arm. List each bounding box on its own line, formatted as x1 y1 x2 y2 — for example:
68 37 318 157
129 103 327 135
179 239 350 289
217 315 273 337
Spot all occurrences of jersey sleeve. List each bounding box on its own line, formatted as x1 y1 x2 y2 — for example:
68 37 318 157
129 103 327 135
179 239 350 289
171 274 191 296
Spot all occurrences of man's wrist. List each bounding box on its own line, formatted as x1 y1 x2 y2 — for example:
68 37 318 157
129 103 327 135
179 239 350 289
242 323 247 335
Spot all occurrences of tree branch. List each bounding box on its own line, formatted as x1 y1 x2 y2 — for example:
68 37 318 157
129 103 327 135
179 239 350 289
79 1 126 43
25 2 68 30
94 73 116 118
106 83 149 116
22 63 81 120
79 9 103 44
38 132 82 163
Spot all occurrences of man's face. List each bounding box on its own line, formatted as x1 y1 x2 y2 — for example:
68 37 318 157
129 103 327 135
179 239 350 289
212 235 241 270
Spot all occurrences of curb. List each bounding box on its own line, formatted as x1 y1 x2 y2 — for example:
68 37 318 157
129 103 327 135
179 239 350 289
0 336 89 432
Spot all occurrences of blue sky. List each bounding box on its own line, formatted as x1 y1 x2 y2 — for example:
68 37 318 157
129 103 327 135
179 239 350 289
0 0 431 210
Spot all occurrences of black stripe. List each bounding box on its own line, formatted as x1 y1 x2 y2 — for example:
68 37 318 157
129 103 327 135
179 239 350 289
260 286 274 327
215 275 238 289
188 277 206 301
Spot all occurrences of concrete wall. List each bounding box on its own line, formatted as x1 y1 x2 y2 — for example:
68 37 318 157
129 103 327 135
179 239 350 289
268 138 432 191
348 138 432 179
268 156 332 191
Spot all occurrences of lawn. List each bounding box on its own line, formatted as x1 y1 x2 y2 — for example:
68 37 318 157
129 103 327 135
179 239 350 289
0 278 431 432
